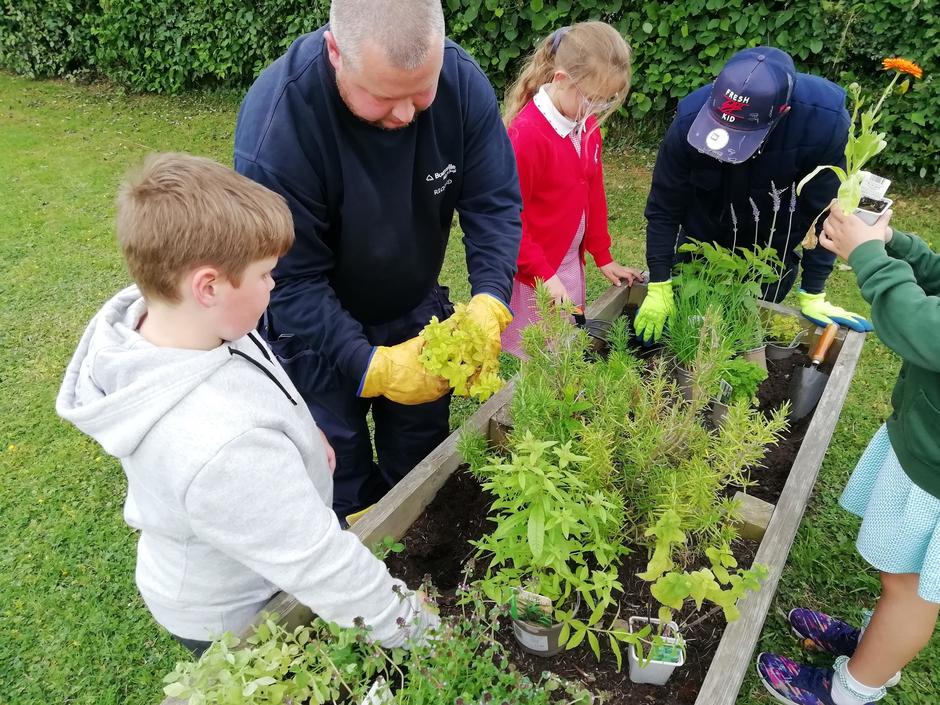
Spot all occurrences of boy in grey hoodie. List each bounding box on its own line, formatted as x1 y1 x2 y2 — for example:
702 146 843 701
56 153 438 654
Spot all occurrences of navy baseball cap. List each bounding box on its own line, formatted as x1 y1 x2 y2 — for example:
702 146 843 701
687 46 795 163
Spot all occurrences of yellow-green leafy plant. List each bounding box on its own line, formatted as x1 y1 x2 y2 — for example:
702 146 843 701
762 309 805 344
419 303 503 401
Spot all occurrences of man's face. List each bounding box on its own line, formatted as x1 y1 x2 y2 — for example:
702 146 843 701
326 32 443 130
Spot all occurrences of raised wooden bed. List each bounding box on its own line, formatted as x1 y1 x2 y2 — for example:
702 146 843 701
162 283 865 705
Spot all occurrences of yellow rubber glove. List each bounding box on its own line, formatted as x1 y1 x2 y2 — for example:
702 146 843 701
359 336 450 405
464 294 513 358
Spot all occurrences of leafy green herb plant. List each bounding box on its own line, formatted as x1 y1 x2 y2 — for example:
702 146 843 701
667 240 782 360
470 432 635 663
163 585 596 705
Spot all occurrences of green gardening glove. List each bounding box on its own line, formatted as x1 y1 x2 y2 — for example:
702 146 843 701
634 280 675 343
797 290 873 332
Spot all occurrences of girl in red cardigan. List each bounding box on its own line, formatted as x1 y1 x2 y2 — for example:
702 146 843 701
501 22 645 358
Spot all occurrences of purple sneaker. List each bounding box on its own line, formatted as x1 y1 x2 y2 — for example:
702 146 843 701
787 608 900 687
756 653 837 705
757 653 887 705
788 608 860 657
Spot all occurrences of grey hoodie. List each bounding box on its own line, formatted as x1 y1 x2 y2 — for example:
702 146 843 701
56 286 435 646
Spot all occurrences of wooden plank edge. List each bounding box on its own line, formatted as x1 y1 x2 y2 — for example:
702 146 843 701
694 330 866 705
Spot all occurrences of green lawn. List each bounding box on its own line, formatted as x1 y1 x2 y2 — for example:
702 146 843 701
1 72 937 705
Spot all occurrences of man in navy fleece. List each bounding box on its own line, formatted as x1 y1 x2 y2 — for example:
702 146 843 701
234 0 521 522
635 46 873 344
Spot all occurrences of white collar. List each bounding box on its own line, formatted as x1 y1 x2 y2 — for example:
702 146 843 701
533 84 581 138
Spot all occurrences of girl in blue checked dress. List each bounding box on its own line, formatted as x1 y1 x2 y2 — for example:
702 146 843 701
756 203 940 705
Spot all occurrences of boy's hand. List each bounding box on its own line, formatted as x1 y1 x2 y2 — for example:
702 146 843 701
819 200 892 260
599 262 646 287
318 428 336 474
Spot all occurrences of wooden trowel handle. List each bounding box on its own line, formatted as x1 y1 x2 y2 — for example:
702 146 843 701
811 323 839 365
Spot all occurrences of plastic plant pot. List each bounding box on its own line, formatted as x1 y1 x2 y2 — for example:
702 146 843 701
766 330 807 361
511 594 581 657
628 616 686 686
741 345 767 371
673 364 695 402
854 196 893 226
710 399 730 427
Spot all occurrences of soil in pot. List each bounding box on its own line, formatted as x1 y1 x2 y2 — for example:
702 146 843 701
859 196 889 211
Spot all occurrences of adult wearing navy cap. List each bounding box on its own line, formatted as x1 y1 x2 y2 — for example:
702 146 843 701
635 46 873 343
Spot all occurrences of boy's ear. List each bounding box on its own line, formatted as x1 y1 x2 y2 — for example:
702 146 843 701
190 266 222 308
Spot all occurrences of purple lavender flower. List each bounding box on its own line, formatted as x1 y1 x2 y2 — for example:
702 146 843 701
769 181 783 213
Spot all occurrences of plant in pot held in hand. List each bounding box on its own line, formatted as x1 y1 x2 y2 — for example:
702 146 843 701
798 57 923 239
469 432 636 664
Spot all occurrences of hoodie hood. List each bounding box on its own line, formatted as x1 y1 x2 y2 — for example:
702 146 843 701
56 285 234 458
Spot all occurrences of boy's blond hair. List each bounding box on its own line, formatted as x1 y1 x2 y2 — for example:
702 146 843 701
116 153 295 303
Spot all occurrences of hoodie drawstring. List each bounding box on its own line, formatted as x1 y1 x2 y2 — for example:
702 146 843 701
227 347 298 406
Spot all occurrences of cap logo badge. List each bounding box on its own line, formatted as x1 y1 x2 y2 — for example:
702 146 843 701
705 128 730 150
720 89 750 122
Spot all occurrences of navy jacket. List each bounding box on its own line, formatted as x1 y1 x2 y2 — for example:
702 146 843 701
644 74 850 292
234 28 522 383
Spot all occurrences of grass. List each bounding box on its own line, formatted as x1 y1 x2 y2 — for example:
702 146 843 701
0 72 937 704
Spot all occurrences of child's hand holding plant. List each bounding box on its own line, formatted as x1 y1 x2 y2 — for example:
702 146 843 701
819 200 893 261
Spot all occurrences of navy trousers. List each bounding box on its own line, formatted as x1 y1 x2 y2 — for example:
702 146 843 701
266 285 454 519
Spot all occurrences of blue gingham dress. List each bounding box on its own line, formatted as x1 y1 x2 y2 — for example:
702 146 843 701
839 424 940 603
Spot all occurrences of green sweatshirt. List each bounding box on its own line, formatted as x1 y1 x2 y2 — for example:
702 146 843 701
849 230 940 500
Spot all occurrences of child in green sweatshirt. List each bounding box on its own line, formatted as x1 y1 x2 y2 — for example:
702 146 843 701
756 201 940 705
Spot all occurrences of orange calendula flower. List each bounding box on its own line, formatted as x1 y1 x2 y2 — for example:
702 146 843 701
882 57 923 79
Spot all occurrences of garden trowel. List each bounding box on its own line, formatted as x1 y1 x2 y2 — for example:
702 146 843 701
789 323 839 421
572 305 612 343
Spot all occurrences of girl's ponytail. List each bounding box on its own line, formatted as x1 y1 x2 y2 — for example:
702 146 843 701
503 32 558 126
503 22 633 130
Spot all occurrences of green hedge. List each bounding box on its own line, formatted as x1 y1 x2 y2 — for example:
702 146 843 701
1 1 937 181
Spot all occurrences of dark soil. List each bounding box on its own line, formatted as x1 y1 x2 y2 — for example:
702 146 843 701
388 467 758 704
385 307 827 704
858 196 889 211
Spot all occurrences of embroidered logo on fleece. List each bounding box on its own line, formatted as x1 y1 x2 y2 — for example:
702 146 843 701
426 163 457 195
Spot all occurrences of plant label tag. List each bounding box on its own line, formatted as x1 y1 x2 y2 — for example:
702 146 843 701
360 677 394 705
718 379 733 403
512 621 550 652
859 171 891 201
515 588 552 619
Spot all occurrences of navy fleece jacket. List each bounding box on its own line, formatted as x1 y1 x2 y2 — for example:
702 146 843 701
234 28 522 383
644 74 850 292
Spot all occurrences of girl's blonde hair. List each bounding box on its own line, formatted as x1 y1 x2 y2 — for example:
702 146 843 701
503 21 632 127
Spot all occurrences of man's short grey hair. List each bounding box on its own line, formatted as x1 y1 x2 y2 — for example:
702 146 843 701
329 0 446 71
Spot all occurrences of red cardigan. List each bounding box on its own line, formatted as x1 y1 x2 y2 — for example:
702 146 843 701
507 100 613 287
